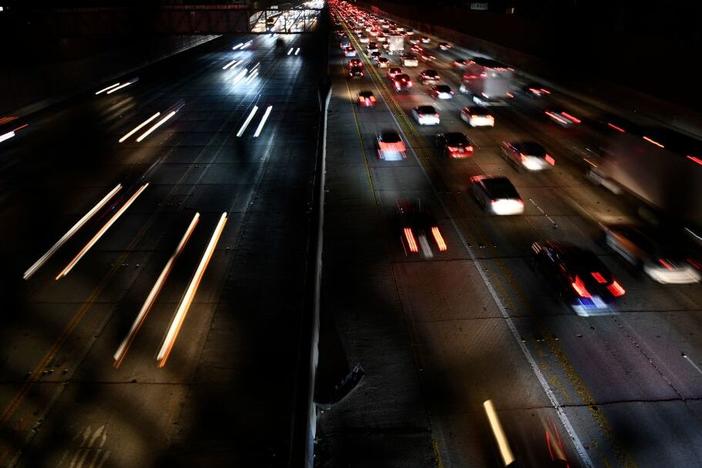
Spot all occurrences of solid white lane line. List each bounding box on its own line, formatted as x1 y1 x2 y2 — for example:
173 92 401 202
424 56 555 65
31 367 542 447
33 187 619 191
55 183 149 280
253 105 273 138
236 106 259 137
95 82 121 95
135 111 177 142
23 184 123 280
156 212 228 367
106 80 135 95
483 400 515 466
118 112 161 143
222 59 238 70
113 212 200 367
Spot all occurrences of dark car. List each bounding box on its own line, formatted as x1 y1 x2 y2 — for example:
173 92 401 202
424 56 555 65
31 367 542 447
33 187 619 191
358 90 377 108
531 240 625 316
395 200 447 257
435 132 473 158
348 66 364 78
392 73 412 92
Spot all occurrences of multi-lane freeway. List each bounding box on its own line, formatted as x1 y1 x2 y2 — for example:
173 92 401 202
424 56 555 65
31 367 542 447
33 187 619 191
317 2 702 467
1 32 323 466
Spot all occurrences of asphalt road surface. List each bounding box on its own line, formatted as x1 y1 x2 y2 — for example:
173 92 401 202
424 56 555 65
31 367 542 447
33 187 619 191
316 6 702 468
0 32 321 467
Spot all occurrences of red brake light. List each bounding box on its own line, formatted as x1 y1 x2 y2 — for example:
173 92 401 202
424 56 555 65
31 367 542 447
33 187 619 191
561 112 581 124
591 272 607 284
431 227 447 252
403 228 419 253
607 280 625 297
658 259 674 270
545 154 556 166
571 276 591 298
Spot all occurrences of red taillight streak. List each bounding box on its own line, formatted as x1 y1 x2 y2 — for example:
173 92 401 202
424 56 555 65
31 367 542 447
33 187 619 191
607 280 625 297
658 258 674 270
561 112 581 123
591 272 607 284
571 276 591 298
431 227 447 251
687 155 702 166
403 228 418 253
643 136 664 148
545 154 556 165
688 258 702 270
607 122 626 133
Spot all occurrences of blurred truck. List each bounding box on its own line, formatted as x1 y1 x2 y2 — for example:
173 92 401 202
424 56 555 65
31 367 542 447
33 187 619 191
459 58 514 105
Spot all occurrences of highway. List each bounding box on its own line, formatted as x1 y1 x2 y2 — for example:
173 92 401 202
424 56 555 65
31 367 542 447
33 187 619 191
0 32 322 466
318 3 702 468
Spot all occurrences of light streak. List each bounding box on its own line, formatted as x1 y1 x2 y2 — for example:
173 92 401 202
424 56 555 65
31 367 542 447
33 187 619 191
287 47 294 55
222 59 238 70
106 79 137 95
95 82 121 95
295 47 300 55
55 183 149 280
156 212 228 367
253 105 273 138
113 213 200 367
237 106 259 137
118 112 161 143
136 111 177 142
484 400 515 466
23 184 123 280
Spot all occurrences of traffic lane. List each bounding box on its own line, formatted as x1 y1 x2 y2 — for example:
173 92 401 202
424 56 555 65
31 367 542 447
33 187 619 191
4 33 321 465
330 40 581 467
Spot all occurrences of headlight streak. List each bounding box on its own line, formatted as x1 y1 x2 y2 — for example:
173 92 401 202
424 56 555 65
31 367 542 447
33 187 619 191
113 213 200 368
222 59 239 70
287 47 294 56
295 47 301 55
106 78 138 95
253 105 273 138
232 42 244 50
118 112 161 143
231 68 248 85
240 40 253 50
23 184 123 280
55 183 149 280
484 400 515 466
156 212 228 368
243 69 260 85
136 111 177 142
236 106 259 137
0 123 28 143
95 82 122 95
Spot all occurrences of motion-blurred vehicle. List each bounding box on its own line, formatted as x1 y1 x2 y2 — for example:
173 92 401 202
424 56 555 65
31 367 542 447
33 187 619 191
430 84 454 100
392 73 412 92
359 35 370 44
387 67 403 79
420 36 431 44
377 130 407 160
370 50 382 62
358 90 377 108
435 132 473 158
377 57 390 68
367 42 379 53
401 53 419 67
376 33 386 42
501 141 555 171
412 105 440 126
418 69 440 85
396 200 448 257
408 37 420 44
545 110 582 127
438 42 452 50
452 58 468 69
340 39 351 49
470 175 524 215
460 106 495 127
521 83 551 98
531 240 625 316
418 50 437 63
348 66 364 78
344 46 357 57
459 58 514 105
601 224 701 284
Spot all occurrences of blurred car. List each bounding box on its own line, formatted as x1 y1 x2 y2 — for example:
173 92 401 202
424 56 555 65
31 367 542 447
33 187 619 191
438 42 452 50
359 36 370 44
396 200 448 257
358 90 377 107
392 73 412 92
545 110 582 127
501 141 555 171
460 106 495 127
376 33 386 42
521 83 551 98
344 46 357 57
348 66 364 78
367 42 379 53
418 50 437 63
347 58 363 68
420 35 431 44
453 58 468 69
601 224 701 284
531 240 625 316
370 50 382 62
419 69 440 85
377 57 390 68
408 37 420 44
435 132 473 158
387 67 403 79
470 175 524 215
410 44 423 54
430 84 454 100
377 131 406 160
412 105 440 125
401 53 419 67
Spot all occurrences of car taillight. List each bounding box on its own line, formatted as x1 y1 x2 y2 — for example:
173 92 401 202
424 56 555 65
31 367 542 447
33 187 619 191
545 154 556 166
447 146 459 152
607 280 625 297
658 258 674 270
431 227 447 251
571 276 591 298
403 228 419 253
591 272 607 284
466 145 474 153
688 258 702 270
